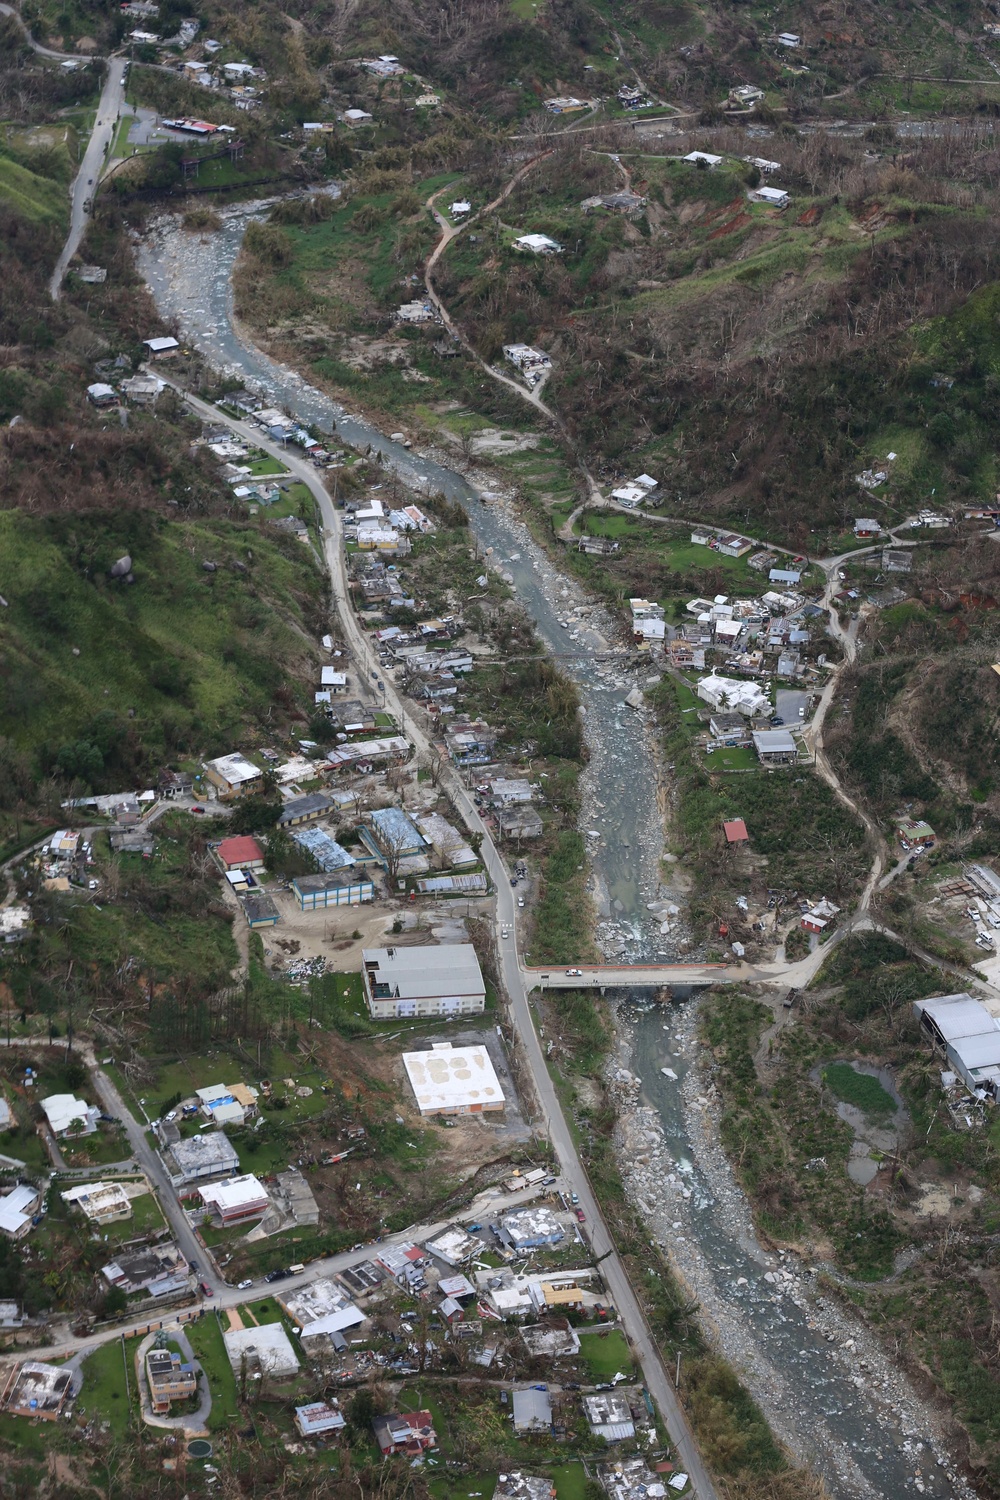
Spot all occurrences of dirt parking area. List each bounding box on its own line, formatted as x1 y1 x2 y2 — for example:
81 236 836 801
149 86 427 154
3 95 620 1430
262 892 496 974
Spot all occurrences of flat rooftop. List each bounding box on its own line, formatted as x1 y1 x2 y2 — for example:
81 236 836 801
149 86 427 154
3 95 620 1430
402 1041 504 1113
363 943 485 1001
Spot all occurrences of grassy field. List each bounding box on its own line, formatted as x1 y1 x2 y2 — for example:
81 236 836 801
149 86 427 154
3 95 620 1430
577 1327 634 1377
186 1312 240 1428
78 1336 141 1437
0 151 69 226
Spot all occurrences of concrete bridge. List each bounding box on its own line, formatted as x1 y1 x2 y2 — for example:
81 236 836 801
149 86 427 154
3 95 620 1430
522 963 733 992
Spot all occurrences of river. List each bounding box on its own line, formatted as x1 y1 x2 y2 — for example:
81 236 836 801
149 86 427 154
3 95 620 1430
138 206 969 1500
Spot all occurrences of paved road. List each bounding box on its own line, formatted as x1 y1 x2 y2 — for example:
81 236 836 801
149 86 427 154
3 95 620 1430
90 1064 210 1285
0 0 91 57
50 56 129 300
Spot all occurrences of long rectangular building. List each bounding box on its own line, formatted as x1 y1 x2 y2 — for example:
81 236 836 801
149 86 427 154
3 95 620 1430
362 944 485 1020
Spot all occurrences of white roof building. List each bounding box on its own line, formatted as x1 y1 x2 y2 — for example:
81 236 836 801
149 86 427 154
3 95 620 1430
41 1094 99 1137
583 1392 636 1441
425 1225 479 1264
223 1322 300 1377
683 151 722 167
914 993 1000 1096
61 1182 132 1222
696 673 770 717
0 1185 39 1239
143 336 180 354
204 752 261 789
513 234 562 254
750 185 789 207
402 1041 505 1115
199 1174 269 1222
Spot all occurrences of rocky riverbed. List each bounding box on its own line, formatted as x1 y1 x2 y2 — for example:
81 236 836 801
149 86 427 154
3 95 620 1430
608 996 976 1500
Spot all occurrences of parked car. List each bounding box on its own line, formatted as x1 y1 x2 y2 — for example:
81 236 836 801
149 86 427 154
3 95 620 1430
565 968 582 977
575 1207 586 1222
237 1279 253 1290
517 897 525 908
200 1281 212 1297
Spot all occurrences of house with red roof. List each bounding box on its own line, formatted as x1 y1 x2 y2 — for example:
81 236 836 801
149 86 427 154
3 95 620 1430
217 835 265 872
723 819 749 844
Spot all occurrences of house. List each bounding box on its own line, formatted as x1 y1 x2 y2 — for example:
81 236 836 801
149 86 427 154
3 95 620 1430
277 792 337 829
295 1401 346 1438
240 892 279 928
503 344 552 385
223 1323 300 1378
883 548 912 573
373 1411 437 1456
801 897 840 933
0 1185 40 1240
146 1349 196 1413
143 336 180 358
199 1174 269 1225
683 151 723 168
578 535 619 556
61 1181 132 1225
512 1387 552 1433
582 1391 635 1441
750 186 789 208
362 943 486 1020
160 1128 240 1185
898 818 935 847
395 299 435 323
291 871 375 909
498 1207 564 1250
697 674 770 718
580 192 646 215
402 1040 505 1116
280 1279 361 1339
360 54 405 76
752 728 797 764
217 835 264 872
414 811 476 868
320 666 348 694
777 31 801 46
716 532 753 557
203 752 263 800
854 518 880 537
913 993 1000 1097
450 199 471 216
544 96 589 113
342 108 373 127
769 568 801 584
709 713 747 743
196 1082 258 1126
40 1093 99 1138
0 908 30 945
425 1226 479 1264
618 84 649 108
723 818 749 844
513 234 562 255
87 383 117 406
728 83 764 106
1 1362 73 1420
744 155 781 173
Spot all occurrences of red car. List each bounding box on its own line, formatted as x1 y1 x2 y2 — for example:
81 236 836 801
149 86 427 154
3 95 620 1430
575 1208 586 1223
200 1281 212 1297
191 806 205 814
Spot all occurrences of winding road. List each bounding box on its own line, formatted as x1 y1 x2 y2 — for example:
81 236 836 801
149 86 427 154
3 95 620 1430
50 56 129 300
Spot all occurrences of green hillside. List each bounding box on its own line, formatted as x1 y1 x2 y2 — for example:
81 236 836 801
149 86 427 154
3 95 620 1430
0 509 327 788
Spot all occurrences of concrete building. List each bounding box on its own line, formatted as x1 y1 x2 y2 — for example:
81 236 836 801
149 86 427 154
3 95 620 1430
143 336 180 358
295 1401 346 1437
40 1093 99 1138
402 1040 505 1116
913 993 1000 1096
513 234 562 255
1 1361 73 1419
414 811 476 868
291 870 375 909
146 1348 196 1413
240 892 279 928
160 1129 240 1185
582 1392 635 1441
280 1277 356 1332
362 943 486 1020
204 753 264 800
101 1242 188 1298
801 897 840 934
0 908 30 945
61 1181 132 1225
277 792 338 829
494 1474 556 1500
292 826 356 871
598 1457 662 1500
224 1322 300 1378
425 1225 479 1264
512 1387 552 1433
750 185 789 207
697 674 770 718
498 1207 564 1250
199 1174 269 1225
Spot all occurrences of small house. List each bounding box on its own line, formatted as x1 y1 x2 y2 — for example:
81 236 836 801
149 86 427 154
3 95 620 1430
240 892 279 928
683 151 723 168
217 835 264 872
723 818 749 844
373 1411 436 1456
750 185 789 208
801 897 840 933
777 31 801 46
512 1387 552 1433
342 108 373 127
143 336 180 358
897 818 934 848
854 518 880 537
513 233 562 255
87 383 117 407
